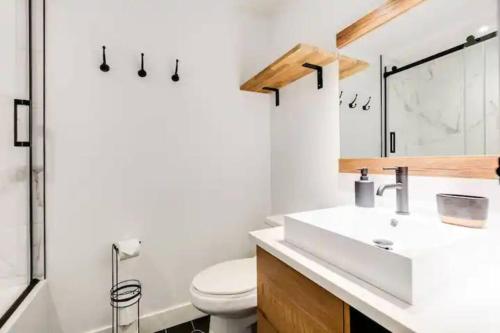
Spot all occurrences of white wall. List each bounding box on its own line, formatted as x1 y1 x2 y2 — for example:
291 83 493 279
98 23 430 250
270 66 340 214
267 0 341 214
45 1 271 332
266 0 398 214
339 54 381 158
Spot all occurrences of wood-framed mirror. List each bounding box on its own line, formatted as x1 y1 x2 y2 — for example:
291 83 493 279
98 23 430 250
336 0 499 179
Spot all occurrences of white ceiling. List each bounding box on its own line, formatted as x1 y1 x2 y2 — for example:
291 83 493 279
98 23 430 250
236 0 294 17
238 0 384 21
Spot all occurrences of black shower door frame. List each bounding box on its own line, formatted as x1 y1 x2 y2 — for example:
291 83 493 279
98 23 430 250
0 0 44 327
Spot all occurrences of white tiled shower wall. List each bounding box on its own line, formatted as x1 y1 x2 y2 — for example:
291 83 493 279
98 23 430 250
0 0 44 300
386 38 499 157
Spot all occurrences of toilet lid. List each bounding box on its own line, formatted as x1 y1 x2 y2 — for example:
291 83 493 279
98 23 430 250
192 257 256 296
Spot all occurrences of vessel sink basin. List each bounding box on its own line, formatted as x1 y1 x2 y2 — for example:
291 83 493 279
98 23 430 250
284 206 481 304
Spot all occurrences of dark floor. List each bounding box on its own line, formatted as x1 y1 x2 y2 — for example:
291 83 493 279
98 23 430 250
157 309 384 333
156 316 210 333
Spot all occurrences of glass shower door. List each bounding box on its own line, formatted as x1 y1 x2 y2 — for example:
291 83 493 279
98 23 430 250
0 0 32 317
386 50 466 156
386 34 498 157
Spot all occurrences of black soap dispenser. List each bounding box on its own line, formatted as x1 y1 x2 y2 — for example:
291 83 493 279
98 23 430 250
355 168 375 208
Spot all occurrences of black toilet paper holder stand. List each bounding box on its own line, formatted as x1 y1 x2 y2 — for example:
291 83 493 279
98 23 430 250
111 243 142 333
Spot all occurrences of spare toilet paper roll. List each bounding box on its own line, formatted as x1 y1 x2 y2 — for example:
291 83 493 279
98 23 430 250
119 303 139 329
118 321 138 333
117 239 141 261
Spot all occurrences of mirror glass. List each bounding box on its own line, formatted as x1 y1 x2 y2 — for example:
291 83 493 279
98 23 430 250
339 0 498 158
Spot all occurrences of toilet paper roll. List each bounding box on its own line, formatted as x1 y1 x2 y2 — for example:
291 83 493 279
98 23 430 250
116 239 141 261
119 304 139 328
118 321 138 333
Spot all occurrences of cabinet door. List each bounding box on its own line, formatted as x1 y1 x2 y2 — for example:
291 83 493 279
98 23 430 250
257 247 345 333
258 310 278 333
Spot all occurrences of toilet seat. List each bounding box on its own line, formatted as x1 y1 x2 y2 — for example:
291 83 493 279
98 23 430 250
190 285 256 317
190 257 257 317
192 257 256 295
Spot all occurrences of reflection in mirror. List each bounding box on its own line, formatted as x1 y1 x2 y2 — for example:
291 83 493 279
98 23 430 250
339 0 498 158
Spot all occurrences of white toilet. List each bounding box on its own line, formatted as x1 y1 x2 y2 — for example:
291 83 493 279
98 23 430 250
189 216 283 333
190 257 257 333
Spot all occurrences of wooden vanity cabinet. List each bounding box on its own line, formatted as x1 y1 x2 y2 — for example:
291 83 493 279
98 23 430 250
257 247 347 333
257 247 389 333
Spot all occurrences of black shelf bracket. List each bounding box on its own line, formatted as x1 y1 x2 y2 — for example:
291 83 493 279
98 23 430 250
263 87 280 107
302 63 323 89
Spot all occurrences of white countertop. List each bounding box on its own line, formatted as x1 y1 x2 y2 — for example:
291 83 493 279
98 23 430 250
250 225 500 333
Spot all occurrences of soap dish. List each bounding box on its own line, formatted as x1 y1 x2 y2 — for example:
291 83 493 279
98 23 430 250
436 194 489 228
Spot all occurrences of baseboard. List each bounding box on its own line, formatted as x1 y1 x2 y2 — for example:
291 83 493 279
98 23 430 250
88 302 205 333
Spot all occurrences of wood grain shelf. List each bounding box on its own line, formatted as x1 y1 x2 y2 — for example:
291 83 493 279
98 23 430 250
339 156 499 179
240 43 337 94
339 55 369 80
336 0 426 49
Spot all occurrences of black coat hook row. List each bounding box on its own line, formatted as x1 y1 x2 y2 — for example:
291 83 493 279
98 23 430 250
138 53 147 77
100 46 110 72
171 59 180 82
349 93 358 109
99 47 184 82
362 96 371 111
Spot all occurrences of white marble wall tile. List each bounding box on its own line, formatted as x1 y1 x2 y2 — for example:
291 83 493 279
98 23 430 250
464 43 486 155
0 0 45 298
485 38 500 154
387 51 465 156
0 0 31 292
386 37 499 156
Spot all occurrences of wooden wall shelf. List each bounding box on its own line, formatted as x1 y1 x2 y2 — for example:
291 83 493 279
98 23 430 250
339 55 369 80
240 43 337 94
336 0 426 49
339 156 499 179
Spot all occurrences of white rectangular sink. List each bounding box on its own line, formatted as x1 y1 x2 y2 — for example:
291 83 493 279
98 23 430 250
284 206 482 304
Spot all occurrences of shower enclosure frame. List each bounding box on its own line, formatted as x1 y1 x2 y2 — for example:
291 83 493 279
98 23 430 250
381 31 498 157
0 0 45 327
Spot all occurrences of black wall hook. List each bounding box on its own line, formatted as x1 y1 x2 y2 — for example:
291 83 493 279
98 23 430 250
339 91 343 105
138 53 147 77
171 59 180 82
100 46 110 72
362 96 372 111
349 94 358 109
